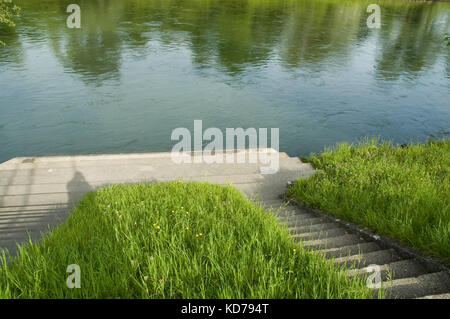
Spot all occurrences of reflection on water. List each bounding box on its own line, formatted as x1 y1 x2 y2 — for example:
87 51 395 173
0 0 449 162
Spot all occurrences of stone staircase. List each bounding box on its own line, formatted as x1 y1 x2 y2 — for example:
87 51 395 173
0 149 449 298
263 199 450 299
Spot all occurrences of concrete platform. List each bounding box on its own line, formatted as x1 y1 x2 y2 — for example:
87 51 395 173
0 149 315 256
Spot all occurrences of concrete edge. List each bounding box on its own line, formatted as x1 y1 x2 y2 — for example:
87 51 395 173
283 188 450 274
0 148 280 166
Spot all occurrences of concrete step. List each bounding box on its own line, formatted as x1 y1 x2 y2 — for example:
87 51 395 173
0 215 67 251
380 271 450 299
0 152 183 168
278 216 324 227
1 169 303 206
273 205 316 219
0 204 70 213
0 224 60 235
334 249 402 269
0 214 68 230
0 173 266 196
0 239 22 255
0 163 267 186
0 156 311 186
0 149 284 169
0 192 87 207
317 242 381 259
233 183 281 201
258 200 288 211
0 210 68 220
278 157 313 170
0 227 52 241
301 234 366 250
261 202 317 220
276 209 317 220
292 227 348 242
417 293 450 299
287 222 339 234
347 259 432 281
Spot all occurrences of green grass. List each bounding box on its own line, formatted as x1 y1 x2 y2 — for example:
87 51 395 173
0 182 374 299
288 139 450 263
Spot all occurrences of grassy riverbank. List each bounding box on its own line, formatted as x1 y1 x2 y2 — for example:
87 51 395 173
288 139 450 263
0 182 373 298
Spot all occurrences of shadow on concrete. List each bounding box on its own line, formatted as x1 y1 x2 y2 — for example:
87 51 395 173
0 168 94 261
67 170 92 210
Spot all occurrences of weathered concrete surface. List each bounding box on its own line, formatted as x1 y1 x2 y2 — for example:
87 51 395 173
0 149 314 256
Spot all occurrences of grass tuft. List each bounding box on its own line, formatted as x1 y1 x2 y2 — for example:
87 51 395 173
288 139 450 263
1 182 373 298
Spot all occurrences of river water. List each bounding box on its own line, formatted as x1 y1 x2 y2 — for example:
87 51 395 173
0 0 449 163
